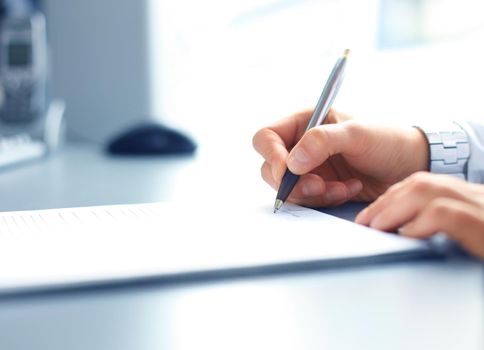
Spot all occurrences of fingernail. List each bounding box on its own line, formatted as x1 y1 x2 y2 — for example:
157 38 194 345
324 187 345 202
288 148 309 170
348 180 363 196
355 208 368 224
398 225 413 236
302 179 324 196
370 215 382 229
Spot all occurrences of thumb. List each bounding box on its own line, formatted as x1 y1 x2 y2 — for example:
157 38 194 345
286 121 360 175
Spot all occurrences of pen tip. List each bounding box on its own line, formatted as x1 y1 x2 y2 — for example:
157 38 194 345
273 199 283 214
343 49 350 58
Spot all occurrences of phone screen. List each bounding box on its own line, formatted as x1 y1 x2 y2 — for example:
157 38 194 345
8 42 31 67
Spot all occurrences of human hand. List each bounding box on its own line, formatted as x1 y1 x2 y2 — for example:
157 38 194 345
355 172 484 259
252 109 429 207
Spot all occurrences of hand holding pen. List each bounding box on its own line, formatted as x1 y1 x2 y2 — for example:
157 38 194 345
252 51 484 260
252 51 429 210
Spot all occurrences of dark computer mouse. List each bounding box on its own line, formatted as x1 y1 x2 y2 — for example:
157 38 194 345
107 123 197 155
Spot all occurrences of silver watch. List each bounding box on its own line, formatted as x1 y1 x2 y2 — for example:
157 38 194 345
418 122 470 179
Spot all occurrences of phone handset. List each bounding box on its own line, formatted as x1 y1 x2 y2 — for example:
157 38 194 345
0 12 47 123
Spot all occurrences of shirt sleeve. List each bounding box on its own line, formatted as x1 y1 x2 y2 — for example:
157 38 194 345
455 121 484 184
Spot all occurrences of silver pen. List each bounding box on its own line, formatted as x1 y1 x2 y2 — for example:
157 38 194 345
274 49 350 213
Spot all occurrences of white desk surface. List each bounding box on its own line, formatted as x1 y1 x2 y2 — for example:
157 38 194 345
0 144 482 350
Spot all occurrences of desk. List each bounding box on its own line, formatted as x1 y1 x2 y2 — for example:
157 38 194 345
0 144 482 350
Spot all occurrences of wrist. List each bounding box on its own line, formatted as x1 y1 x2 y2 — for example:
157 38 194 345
408 126 430 172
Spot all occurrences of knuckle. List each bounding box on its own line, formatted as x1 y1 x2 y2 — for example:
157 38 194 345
428 198 449 215
408 171 430 183
407 172 434 192
384 179 408 197
365 197 383 214
300 128 327 155
385 182 401 195
444 204 469 223
305 127 327 144
343 120 363 136
427 198 464 221
409 171 429 181
342 121 369 156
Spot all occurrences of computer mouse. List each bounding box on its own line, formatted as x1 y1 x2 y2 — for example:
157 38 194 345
107 123 197 155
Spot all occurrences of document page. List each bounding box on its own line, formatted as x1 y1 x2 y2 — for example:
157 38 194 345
0 202 432 294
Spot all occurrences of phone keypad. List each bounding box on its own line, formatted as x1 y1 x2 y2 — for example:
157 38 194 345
0 87 37 122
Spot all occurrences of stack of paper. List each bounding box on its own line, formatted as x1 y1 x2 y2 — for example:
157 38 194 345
0 202 434 294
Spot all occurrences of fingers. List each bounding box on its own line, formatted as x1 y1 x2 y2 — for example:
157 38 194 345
254 109 365 207
355 172 472 231
260 159 363 206
289 179 363 207
253 110 313 182
268 109 314 145
286 121 363 175
354 172 484 259
253 110 312 156
253 109 353 179
399 198 484 259
260 161 278 190
285 178 362 207
254 130 288 183
260 160 327 195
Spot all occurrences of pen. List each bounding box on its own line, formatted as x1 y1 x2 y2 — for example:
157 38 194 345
274 49 350 213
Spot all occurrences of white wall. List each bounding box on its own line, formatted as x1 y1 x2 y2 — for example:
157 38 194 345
44 0 154 142
147 0 380 146
44 0 484 147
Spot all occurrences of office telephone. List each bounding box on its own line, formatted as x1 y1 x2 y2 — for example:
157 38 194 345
0 4 64 170
0 12 47 123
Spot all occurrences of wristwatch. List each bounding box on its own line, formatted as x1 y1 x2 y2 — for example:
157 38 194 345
418 122 470 179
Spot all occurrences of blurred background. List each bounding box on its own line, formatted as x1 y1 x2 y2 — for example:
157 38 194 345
37 0 484 147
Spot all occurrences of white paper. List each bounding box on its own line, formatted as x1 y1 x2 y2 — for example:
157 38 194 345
0 202 431 293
